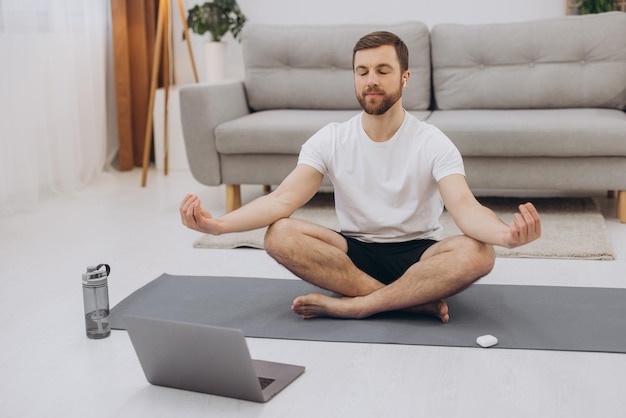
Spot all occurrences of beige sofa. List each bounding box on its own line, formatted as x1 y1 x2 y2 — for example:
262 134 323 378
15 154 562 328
180 12 626 221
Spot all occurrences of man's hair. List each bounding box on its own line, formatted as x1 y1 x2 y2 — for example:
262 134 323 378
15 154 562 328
352 31 409 72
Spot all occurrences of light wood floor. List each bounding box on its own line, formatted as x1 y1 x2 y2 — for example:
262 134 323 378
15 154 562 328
1 168 625 418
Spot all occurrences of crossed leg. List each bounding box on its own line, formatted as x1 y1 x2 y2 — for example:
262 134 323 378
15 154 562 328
264 218 495 322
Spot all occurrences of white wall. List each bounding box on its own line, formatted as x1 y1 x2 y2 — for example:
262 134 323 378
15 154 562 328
238 0 564 26
172 0 565 85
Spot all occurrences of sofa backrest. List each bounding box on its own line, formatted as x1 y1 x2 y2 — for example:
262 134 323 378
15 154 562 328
242 22 431 112
431 12 626 110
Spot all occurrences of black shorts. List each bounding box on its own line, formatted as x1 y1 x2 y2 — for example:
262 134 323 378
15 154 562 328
340 233 438 285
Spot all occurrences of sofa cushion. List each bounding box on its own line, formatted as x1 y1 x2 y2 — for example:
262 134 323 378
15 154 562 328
216 110 432 155
431 12 626 110
426 108 626 157
242 22 431 112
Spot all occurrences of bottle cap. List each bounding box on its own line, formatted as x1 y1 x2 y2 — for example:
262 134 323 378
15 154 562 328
82 265 109 287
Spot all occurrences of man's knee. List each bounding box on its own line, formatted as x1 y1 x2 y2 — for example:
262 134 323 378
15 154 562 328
264 218 297 259
463 238 495 278
439 236 495 281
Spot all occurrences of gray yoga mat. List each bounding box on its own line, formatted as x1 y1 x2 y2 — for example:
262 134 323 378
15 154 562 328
110 274 626 353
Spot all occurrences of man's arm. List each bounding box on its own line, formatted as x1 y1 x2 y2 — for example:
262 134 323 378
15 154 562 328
180 164 324 235
438 174 541 249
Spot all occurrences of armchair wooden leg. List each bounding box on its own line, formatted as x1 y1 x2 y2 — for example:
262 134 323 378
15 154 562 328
618 190 626 223
226 184 241 213
263 185 271 194
608 190 617 199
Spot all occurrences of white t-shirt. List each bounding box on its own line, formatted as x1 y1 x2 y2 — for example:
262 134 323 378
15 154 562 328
298 111 465 243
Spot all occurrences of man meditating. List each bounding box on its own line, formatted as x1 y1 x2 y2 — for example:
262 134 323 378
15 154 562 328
180 31 541 322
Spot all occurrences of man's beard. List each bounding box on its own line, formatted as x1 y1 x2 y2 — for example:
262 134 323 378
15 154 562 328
356 83 402 115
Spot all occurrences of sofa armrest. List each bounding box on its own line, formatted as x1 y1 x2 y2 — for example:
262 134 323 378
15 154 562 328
179 81 250 186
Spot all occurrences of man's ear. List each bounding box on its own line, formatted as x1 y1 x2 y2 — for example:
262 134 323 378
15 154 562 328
402 71 411 87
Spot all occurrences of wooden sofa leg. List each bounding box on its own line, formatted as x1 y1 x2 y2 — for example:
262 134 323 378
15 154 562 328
263 185 271 194
608 190 617 199
226 184 241 213
618 190 626 223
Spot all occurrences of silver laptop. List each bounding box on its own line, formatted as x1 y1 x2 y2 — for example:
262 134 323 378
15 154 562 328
124 314 305 403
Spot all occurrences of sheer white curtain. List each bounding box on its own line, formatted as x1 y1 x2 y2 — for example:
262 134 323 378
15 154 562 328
0 0 109 217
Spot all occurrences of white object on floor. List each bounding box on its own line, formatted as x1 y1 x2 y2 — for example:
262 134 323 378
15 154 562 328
476 334 498 348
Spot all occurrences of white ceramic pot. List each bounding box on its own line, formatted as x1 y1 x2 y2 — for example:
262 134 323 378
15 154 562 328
203 41 225 83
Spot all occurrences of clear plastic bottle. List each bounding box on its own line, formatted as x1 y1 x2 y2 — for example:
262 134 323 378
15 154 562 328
82 264 111 339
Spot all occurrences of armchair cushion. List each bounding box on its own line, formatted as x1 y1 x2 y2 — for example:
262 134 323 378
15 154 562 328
242 21 432 111
427 108 626 157
431 12 626 110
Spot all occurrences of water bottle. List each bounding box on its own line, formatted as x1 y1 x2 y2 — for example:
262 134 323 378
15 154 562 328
82 264 111 339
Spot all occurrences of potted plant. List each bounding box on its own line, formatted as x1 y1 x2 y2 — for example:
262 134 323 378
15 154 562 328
186 0 247 82
577 0 616 14
186 0 246 42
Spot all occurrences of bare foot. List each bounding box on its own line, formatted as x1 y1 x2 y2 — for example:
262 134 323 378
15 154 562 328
291 293 449 322
292 293 365 319
402 300 449 323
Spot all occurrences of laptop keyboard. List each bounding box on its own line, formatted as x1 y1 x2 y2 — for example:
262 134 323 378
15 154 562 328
258 376 275 390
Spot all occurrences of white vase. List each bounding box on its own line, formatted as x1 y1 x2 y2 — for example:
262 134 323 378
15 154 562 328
203 41 225 84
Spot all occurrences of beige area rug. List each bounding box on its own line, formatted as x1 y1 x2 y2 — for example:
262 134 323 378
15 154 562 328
194 194 615 260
